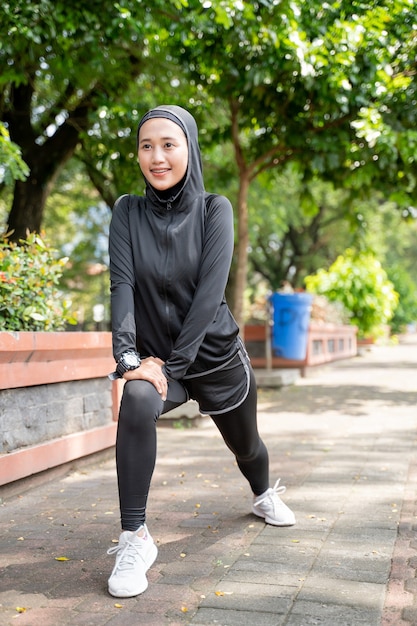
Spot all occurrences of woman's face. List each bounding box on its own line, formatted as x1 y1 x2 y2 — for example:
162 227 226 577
138 118 188 191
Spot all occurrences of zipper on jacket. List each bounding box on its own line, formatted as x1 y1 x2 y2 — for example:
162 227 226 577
162 211 174 343
166 193 177 211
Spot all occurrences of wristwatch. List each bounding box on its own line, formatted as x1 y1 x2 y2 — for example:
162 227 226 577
108 351 141 380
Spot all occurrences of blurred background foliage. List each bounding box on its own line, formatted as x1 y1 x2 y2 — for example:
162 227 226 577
1 0 416 335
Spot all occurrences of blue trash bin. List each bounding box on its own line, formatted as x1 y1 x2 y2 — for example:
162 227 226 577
270 293 313 360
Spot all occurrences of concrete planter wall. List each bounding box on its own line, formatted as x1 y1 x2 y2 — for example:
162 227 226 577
0 323 358 487
0 331 122 486
245 322 358 371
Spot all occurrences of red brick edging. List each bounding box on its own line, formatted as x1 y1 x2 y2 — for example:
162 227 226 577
382 460 417 625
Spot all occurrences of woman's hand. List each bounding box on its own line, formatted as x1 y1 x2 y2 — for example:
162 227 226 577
123 356 168 401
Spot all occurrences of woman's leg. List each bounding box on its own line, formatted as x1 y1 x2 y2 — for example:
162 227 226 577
209 367 269 496
116 379 187 530
210 365 295 526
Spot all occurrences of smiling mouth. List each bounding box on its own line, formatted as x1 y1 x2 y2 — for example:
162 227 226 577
151 168 170 174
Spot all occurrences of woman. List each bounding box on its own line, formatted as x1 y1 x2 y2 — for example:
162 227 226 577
107 105 295 598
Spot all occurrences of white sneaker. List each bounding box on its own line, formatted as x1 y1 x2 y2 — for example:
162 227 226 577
107 524 158 597
252 479 296 526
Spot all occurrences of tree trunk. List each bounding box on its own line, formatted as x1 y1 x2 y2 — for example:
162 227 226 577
232 172 250 331
5 81 92 241
7 176 49 240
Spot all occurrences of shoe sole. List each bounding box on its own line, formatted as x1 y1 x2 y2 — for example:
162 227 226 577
108 544 158 598
252 508 296 527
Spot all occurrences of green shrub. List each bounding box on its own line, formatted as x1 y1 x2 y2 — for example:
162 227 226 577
304 249 398 339
0 232 76 331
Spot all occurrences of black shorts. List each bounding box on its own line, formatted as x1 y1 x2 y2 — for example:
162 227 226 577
183 341 251 415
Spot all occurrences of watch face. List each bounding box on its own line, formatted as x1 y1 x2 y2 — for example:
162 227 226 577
124 353 140 367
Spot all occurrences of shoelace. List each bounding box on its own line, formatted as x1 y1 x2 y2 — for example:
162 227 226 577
107 537 146 571
255 478 286 506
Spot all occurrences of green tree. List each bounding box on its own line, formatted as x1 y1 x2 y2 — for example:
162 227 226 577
0 0 187 239
248 169 365 290
377 203 417 333
2 0 416 330
165 0 417 324
387 264 417 334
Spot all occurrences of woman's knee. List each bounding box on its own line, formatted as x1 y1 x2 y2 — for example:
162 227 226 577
119 380 163 426
234 438 264 462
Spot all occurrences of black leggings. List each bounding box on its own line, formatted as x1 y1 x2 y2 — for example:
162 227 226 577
115 367 269 531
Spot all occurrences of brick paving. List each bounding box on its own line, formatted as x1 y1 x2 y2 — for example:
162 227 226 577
0 335 417 625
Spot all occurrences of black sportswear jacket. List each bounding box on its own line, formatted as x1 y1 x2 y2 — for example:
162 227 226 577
109 105 239 381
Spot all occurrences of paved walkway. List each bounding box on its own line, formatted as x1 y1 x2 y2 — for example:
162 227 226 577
1 335 417 625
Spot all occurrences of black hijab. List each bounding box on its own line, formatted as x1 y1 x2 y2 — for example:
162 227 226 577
137 105 205 211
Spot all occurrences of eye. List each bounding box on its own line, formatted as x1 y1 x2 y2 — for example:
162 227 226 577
164 142 175 149
141 143 152 150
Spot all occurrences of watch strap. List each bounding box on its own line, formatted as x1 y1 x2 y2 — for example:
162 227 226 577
108 370 122 381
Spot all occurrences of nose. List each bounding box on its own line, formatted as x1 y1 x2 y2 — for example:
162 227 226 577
151 146 164 163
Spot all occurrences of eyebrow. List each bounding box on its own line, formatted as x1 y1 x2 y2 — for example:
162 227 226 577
139 136 178 144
